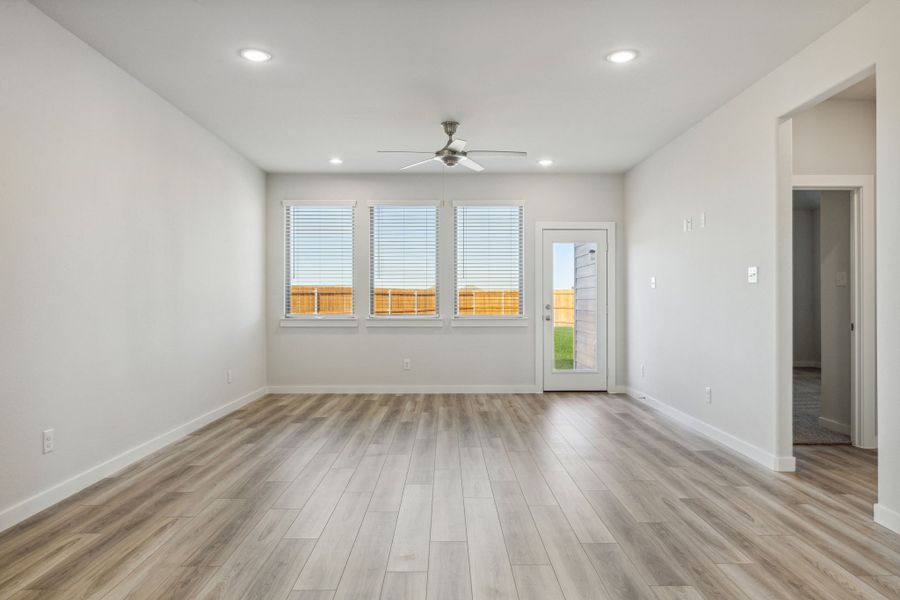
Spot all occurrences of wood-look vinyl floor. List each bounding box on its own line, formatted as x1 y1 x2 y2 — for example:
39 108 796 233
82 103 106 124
0 392 893 599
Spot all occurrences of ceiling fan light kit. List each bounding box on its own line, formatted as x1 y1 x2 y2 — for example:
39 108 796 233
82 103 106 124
378 121 527 172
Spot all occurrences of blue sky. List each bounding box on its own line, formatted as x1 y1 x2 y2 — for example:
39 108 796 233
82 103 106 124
553 243 575 290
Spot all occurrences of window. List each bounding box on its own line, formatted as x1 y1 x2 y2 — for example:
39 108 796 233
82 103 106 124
454 204 524 317
284 203 354 318
369 204 439 317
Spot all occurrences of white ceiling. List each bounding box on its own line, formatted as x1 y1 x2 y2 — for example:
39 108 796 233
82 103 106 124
31 0 868 174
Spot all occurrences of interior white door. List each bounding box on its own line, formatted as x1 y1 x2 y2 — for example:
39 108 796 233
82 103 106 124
542 229 608 391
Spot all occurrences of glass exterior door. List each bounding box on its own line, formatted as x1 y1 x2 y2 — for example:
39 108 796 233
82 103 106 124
542 229 608 391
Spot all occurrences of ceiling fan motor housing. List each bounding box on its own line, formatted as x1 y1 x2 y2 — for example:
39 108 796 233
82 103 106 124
379 120 524 171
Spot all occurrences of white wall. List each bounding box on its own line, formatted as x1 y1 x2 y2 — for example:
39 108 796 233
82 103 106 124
625 0 900 531
0 2 267 529
819 191 852 432
793 99 876 175
267 173 624 391
792 203 821 366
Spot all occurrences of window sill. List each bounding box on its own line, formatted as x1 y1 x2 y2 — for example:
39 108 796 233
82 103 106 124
365 317 444 328
450 317 529 328
280 317 359 328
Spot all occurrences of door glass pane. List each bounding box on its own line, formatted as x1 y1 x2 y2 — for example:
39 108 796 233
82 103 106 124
553 242 598 372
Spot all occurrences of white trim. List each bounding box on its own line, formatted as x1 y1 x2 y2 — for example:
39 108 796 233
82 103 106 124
534 221 617 393
818 416 851 435
268 384 541 394
365 317 444 328
0 386 269 534
874 503 900 535
451 199 523 207
282 199 356 207
626 387 795 472
773 455 797 472
280 317 359 328
450 317 528 328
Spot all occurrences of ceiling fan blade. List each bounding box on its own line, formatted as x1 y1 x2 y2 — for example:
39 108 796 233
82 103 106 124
378 150 435 154
447 139 467 152
459 157 484 172
466 150 527 158
401 157 438 170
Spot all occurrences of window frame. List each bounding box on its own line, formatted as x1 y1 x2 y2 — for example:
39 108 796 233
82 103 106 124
452 200 526 323
281 200 358 326
367 200 442 321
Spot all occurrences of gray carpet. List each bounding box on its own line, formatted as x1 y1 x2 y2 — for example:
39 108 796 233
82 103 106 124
794 367 851 445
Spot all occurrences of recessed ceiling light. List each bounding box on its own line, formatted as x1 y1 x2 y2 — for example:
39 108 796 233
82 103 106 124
329 157 343 165
606 49 638 64
239 48 272 63
538 159 554 167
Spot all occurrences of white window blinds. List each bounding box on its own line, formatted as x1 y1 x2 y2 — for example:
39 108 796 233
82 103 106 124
284 204 354 317
454 205 524 317
369 205 439 317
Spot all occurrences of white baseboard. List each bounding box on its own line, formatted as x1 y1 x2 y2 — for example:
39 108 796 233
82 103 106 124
267 384 542 394
793 361 821 368
818 416 851 435
773 455 797 471
875 503 900 535
626 386 795 472
0 386 268 534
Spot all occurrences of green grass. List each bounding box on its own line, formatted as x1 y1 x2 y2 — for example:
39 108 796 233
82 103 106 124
554 326 574 370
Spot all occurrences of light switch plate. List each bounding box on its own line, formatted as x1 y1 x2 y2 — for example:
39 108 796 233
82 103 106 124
836 271 848 287
748 266 758 284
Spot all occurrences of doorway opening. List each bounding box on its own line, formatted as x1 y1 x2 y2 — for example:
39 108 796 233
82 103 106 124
535 222 617 392
777 70 876 474
792 189 852 445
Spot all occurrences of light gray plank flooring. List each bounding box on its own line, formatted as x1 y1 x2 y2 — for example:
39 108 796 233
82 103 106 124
0 392 891 599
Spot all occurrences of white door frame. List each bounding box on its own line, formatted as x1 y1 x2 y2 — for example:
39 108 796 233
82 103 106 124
534 221 617 393
792 174 877 449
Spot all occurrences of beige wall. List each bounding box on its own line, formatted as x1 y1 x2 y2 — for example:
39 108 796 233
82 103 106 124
625 0 899 531
792 203 821 366
793 98 876 175
267 173 624 392
0 2 267 529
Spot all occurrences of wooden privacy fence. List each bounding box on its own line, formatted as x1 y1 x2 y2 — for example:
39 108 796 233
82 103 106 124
553 289 574 326
290 285 528 316
372 288 437 315
455 289 521 316
290 286 353 315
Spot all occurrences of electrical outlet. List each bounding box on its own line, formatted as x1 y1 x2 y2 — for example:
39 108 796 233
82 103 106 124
650 276 656 289
403 358 411 371
226 369 233 384
747 266 758 284
705 387 712 404
42 429 55 454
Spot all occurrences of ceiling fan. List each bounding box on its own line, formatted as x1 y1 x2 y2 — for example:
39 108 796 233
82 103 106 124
378 121 526 171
